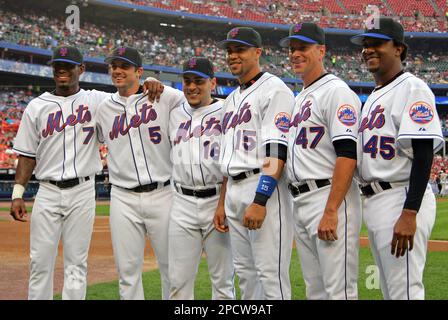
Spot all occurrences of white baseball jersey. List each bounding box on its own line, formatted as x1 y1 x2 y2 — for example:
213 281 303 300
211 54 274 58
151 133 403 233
358 72 444 183
220 72 295 176
169 99 224 187
97 86 186 189
287 73 361 183
13 89 108 180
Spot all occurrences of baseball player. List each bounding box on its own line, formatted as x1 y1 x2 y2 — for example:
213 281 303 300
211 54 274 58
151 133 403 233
96 46 186 300
9 46 108 300
213 27 295 300
168 57 235 300
280 23 362 300
351 18 443 300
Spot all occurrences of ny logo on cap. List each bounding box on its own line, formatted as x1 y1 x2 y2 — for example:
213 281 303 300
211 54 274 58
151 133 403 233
59 47 68 57
188 58 197 69
293 23 303 33
118 47 126 56
229 28 239 38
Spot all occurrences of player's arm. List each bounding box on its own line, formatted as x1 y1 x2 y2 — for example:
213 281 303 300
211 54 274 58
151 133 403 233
391 138 433 258
142 77 164 103
214 177 228 233
243 144 286 230
318 139 357 241
10 155 36 222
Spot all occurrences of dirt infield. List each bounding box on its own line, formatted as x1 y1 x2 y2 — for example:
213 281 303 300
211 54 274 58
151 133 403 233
1 201 447 300
0 209 158 300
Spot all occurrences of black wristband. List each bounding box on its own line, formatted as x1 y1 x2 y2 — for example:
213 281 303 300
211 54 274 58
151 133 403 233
253 192 269 207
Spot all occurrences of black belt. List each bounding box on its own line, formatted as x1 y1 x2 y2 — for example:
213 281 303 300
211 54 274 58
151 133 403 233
288 179 331 197
230 169 261 181
46 176 90 189
360 181 392 197
124 180 170 193
176 186 218 198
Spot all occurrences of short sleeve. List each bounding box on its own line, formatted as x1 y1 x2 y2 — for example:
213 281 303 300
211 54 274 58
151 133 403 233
327 87 361 142
260 86 295 147
13 104 39 157
397 86 443 154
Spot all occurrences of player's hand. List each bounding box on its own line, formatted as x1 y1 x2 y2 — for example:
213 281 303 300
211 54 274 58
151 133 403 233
10 198 28 222
143 77 164 103
213 205 229 233
391 209 417 258
318 209 338 241
243 203 266 230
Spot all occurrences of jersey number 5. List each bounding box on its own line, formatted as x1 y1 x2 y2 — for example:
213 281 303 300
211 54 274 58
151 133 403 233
363 135 395 159
148 126 161 144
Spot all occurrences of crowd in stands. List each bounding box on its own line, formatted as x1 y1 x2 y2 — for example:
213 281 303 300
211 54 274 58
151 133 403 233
0 86 38 168
120 0 448 33
1 9 447 84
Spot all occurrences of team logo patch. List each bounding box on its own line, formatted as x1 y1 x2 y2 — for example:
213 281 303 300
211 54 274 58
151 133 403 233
293 23 303 33
59 47 68 57
118 47 126 56
275 112 291 133
229 28 239 38
188 58 197 69
409 101 434 124
337 105 357 126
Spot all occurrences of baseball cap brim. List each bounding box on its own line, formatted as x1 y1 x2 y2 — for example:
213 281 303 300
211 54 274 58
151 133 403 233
217 39 256 49
279 35 318 47
182 71 211 79
350 33 393 45
47 58 81 65
104 56 140 66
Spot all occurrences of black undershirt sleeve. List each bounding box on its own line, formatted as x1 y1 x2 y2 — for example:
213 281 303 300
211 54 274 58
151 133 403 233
265 143 287 162
403 139 434 212
332 139 357 160
252 143 288 207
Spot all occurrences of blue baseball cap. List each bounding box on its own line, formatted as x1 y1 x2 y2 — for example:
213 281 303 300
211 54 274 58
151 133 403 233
182 57 214 78
48 46 83 65
279 22 325 47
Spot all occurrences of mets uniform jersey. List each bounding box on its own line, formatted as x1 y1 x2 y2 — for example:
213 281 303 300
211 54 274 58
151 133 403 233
287 73 361 183
358 72 444 183
220 72 295 176
170 99 224 187
13 89 108 180
97 86 186 188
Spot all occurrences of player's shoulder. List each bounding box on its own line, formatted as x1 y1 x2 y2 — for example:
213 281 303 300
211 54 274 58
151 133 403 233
401 72 432 91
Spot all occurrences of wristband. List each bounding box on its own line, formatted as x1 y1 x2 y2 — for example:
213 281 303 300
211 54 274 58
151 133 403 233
256 175 278 198
12 184 25 200
253 192 269 207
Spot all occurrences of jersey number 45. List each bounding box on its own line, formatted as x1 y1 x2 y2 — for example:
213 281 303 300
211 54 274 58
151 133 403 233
363 135 395 160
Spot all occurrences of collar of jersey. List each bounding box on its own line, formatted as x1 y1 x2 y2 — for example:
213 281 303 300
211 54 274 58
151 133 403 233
303 72 331 90
373 70 405 92
239 72 264 90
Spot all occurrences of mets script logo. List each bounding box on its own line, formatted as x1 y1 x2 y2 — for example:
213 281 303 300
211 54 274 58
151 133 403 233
59 47 68 57
409 101 434 124
293 23 303 33
188 58 197 69
229 28 239 38
118 47 126 56
337 105 357 126
274 112 290 133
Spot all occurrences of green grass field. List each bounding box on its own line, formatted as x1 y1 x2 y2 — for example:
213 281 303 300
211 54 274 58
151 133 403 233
55 247 448 300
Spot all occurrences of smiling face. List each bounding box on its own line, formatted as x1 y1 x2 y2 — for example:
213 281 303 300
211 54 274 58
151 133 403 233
288 39 325 76
361 38 404 74
225 43 262 83
109 59 143 93
52 62 84 91
182 74 216 108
